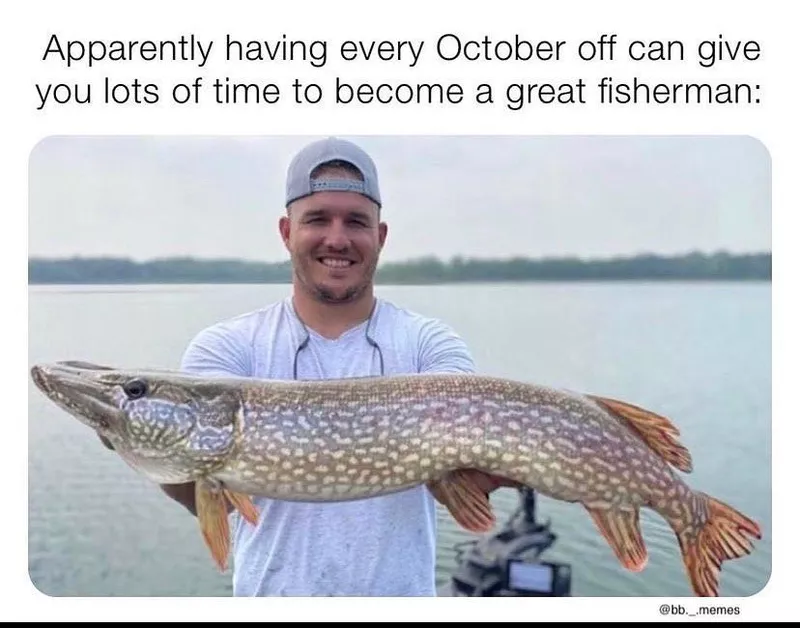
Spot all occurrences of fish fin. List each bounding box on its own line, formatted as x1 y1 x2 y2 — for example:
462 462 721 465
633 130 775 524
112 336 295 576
587 394 693 473
223 489 260 526
427 470 499 533
676 492 762 597
195 480 231 572
586 506 649 572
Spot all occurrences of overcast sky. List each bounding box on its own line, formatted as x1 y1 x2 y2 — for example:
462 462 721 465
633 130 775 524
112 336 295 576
28 135 771 263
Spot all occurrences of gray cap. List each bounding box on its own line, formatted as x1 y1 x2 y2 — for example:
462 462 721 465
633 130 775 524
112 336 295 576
285 137 382 208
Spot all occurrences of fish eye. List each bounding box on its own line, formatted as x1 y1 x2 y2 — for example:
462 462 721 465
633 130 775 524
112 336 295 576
123 378 148 399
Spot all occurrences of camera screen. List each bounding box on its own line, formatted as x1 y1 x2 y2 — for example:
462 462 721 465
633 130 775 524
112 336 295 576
507 561 555 593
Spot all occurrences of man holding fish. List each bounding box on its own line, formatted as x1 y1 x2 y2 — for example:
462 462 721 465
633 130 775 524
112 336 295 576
155 137 501 596
39 137 759 599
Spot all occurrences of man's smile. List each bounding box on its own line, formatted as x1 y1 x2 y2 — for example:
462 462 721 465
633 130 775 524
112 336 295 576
318 257 356 269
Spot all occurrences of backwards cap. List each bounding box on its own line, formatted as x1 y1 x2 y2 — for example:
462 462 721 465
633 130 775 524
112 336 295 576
285 137 382 208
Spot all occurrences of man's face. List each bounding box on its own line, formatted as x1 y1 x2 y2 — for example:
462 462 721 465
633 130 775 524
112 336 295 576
279 189 387 305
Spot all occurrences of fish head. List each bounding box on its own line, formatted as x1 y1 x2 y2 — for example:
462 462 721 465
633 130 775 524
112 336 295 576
30 361 241 483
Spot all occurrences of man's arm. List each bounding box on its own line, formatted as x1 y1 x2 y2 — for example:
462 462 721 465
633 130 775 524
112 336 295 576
417 317 476 375
418 318 517 498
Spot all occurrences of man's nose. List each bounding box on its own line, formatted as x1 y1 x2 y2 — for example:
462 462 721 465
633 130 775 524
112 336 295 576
322 221 350 249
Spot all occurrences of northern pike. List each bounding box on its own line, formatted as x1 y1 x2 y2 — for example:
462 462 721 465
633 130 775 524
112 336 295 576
30 360 762 597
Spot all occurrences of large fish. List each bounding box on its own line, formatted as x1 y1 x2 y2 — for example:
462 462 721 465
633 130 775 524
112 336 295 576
29 361 761 596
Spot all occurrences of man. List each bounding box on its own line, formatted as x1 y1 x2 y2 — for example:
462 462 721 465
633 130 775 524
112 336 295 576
154 137 502 596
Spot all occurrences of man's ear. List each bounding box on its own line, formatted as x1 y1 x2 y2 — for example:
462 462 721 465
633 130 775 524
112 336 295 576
279 214 291 248
378 222 388 251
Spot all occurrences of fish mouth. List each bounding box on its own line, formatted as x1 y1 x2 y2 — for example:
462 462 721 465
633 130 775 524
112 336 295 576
30 364 51 394
31 361 122 432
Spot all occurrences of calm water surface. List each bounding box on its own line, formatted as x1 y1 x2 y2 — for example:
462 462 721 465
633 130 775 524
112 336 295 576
27 282 771 597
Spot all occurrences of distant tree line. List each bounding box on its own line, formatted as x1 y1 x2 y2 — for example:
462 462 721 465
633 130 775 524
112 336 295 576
28 251 771 285
28 257 291 285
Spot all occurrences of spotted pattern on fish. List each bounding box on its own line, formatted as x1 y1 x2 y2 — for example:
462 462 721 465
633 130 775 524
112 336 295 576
30 363 763 597
166 374 669 510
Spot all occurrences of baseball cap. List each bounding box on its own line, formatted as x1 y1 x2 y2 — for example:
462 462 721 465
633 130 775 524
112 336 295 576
285 137 382 208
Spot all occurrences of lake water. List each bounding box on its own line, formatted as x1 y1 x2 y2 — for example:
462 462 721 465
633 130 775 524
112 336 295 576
27 282 771 597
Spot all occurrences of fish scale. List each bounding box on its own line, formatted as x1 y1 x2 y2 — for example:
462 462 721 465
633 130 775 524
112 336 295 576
30 361 762 597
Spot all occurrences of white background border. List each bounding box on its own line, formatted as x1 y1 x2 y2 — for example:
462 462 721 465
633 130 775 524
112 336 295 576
7 0 794 621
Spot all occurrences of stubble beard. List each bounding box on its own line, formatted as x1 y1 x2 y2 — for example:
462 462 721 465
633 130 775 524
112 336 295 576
294 254 377 305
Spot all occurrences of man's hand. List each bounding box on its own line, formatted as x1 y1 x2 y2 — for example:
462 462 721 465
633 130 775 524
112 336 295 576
428 469 521 504
427 469 522 533
458 469 521 495
95 429 198 516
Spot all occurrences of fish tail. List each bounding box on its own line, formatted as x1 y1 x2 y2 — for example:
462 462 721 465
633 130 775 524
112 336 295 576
675 491 762 597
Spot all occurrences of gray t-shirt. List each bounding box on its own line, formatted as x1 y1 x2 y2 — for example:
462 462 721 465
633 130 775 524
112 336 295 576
180 295 475 596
